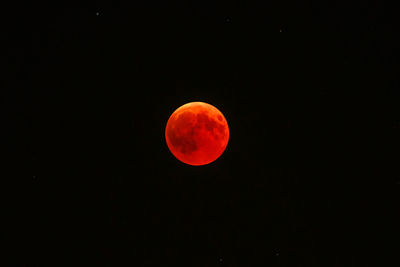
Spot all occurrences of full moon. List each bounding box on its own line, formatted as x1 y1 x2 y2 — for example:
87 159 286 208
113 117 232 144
165 102 229 166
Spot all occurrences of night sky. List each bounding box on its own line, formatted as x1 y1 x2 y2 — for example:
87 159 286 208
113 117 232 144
3 1 399 266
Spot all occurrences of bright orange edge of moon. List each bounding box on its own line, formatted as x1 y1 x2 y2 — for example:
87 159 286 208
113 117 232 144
165 102 229 166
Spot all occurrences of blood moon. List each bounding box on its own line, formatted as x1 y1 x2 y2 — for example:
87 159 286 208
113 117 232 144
165 102 229 166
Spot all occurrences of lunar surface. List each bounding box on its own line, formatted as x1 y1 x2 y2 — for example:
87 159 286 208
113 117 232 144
165 102 229 166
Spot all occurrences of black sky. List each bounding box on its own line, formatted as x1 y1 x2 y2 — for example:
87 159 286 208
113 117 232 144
3 1 400 266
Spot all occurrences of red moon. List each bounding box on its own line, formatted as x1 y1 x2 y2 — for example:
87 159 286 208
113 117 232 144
165 102 229 166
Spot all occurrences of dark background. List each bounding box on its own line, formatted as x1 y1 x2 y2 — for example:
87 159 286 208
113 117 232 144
3 1 399 266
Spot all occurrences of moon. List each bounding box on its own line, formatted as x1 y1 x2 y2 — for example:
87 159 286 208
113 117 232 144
165 102 229 166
